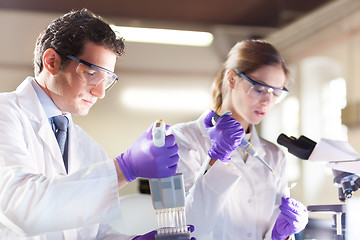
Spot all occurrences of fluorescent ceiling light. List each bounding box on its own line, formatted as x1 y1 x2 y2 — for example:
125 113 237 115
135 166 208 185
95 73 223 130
121 87 211 112
111 25 213 47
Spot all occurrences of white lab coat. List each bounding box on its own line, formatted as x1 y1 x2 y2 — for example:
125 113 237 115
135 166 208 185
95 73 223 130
171 111 289 240
0 78 133 239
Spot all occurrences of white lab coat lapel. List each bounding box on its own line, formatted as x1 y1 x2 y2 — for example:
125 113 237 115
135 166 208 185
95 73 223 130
16 78 68 174
66 116 87 174
249 125 266 160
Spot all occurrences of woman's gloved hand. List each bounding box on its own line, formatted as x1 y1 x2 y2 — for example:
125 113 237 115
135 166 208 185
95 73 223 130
203 110 244 162
272 197 309 240
132 225 196 240
116 123 179 182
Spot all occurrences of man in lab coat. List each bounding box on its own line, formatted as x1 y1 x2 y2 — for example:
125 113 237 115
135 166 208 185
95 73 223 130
0 9 181 239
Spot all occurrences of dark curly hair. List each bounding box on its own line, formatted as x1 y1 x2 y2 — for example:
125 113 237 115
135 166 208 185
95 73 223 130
33 8 125 76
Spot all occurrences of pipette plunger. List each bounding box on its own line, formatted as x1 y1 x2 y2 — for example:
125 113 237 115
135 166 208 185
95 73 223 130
150 119 191 239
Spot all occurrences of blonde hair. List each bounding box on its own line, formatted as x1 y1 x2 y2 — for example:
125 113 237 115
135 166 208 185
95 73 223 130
211 39 289 112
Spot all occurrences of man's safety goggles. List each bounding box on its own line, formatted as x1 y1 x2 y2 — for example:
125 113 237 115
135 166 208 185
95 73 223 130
62 54 118 91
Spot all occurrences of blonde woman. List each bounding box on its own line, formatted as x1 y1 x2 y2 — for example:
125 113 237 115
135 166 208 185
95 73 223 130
171 40 308 240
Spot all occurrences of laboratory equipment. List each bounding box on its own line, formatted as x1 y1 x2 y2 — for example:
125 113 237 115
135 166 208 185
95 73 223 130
277 133 360 201
150 120 191 240
149 174 190 240
212 110 276 174
153 119 166 147
277 133 360 240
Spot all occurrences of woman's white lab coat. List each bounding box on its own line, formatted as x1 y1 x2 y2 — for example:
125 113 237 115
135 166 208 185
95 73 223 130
0 78 132 239
171 111 289 240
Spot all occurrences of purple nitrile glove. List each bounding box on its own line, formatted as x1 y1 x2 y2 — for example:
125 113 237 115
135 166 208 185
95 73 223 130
272 197 309 240
132 230 156 240
132 225 196 240
116 123 179 182
203 110 244 162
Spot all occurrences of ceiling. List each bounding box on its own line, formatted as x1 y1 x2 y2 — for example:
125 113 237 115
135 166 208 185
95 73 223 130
1 0 334 28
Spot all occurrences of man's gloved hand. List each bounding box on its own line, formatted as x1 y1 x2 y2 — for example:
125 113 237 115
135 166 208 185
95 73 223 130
116 123 179 182
272 197 309 240
132 230 156 240
132 225 196 240
203 110 244 162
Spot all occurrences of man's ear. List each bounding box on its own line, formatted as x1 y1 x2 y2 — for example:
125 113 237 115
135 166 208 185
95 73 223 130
225 69 236 89
42 48 62 75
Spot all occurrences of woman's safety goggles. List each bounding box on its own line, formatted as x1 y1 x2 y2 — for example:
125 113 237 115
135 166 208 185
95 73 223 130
63 54 119 91
233 69 289 104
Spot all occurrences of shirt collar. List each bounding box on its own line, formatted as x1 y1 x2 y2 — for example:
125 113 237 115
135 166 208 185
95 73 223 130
30 78 63 119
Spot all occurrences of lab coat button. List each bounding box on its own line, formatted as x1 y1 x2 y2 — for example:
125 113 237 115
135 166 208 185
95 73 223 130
248 199 252 204
247 233 252 237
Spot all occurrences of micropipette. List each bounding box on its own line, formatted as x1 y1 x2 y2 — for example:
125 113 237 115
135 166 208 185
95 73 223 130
150 119 191 240
212 110 277 175
149 174 189 239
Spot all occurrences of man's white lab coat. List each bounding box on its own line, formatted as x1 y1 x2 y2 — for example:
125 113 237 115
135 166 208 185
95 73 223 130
0 78 132 239
171 112 289 240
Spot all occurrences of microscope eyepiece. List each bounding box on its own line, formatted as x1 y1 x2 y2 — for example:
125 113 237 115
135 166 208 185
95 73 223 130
277 133 316 160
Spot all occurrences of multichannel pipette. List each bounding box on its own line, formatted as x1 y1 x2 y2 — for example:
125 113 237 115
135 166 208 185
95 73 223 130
149 174 190 239
212 110 276 175
150 120 191 240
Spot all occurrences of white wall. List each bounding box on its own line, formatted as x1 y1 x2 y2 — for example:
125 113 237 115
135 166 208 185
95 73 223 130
264 0 360 222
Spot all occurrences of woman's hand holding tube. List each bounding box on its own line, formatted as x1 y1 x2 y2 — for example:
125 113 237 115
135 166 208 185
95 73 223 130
203 110 244 162
272 197 309 240
116 123 179 182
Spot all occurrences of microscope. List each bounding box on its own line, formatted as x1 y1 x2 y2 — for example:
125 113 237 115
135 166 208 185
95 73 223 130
277 134 360 240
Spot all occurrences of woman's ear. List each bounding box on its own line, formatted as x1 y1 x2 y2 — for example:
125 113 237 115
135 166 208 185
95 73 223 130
225 69 236 89
42 48 62 75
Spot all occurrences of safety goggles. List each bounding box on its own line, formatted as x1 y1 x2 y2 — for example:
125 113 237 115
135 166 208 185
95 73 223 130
62 54 119 91
233 69 289 104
